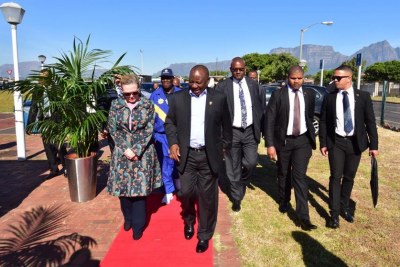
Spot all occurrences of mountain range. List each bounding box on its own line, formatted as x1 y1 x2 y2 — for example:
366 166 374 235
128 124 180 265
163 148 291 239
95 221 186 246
1 40 399 79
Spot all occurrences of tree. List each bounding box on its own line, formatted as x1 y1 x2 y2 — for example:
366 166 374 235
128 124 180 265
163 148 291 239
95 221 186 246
243 52 299 83
210 70 228 77
15 36 133 157
364 60 400 81
314 69 335 86
339 56 367 82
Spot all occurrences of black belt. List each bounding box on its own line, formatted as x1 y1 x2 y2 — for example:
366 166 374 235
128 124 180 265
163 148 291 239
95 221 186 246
189 146 206 152
286 133 306 139
335 133 354 140
233 125 252 132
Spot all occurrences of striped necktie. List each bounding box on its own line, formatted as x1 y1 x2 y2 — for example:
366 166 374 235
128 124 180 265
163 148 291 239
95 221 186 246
238 81 247 129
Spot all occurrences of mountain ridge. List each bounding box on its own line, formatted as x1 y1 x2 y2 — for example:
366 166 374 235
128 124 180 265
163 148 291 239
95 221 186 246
1 40 398 78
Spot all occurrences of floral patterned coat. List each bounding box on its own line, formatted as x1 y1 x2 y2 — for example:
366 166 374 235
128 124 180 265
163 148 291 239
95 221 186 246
106 96 162 197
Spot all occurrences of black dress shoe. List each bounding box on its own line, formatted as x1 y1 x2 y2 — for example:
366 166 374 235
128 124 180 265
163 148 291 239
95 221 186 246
300 219 318 231
246 184 256 190
278 202 289 213
123 221 132 231
341 210 354 223
196 239 209 253
327 217 340 229
133 231 143 240
232 200 241 212
184 224 194 240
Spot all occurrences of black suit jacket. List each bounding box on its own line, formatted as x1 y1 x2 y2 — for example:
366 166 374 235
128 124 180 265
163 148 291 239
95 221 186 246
319 89 378 153
264 85 316 150
215 77 263 143
164 88 232 174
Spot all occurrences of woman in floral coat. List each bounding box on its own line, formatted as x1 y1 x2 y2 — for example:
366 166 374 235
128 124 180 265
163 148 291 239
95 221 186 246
107 74 162 240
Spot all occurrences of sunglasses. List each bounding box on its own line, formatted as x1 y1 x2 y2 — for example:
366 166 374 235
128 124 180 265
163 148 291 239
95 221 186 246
123 91 140 97
332 76 350 82
231 68 245 72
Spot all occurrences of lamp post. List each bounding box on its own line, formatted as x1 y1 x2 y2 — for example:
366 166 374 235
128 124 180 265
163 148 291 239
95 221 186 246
299 21 333 67
38 54 46 70
1 2 26 160
256 69 261 84
140 49 144 74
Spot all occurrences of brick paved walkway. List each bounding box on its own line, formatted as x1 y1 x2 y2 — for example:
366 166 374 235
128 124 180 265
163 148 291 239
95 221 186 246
0 113 240 266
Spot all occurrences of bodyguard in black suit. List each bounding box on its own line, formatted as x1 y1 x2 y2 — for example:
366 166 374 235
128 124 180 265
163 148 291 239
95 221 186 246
215 57 263 212
165 65 232 253
320 65 378 229
265 66 317 230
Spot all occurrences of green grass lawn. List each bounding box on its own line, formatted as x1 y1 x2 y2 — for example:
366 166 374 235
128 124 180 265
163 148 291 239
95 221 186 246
372 96 400 104
0 91 14 113
225 127 400 266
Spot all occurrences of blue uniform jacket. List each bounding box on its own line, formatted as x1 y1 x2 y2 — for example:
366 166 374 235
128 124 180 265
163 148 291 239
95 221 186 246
149 86 181 155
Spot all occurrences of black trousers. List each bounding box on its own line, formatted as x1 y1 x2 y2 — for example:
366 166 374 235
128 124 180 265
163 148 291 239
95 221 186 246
224 126 258 202
180 149 218 241
119 197 146 235
42 139 67 172
276 134 312 220
328 135 361 218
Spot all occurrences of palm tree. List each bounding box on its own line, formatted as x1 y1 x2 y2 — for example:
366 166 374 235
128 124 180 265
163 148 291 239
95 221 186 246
17 36 134 158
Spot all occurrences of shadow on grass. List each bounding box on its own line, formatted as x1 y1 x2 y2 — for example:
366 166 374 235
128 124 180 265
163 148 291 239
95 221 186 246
254 154 332 224
0 204 98 267
292 231 348 267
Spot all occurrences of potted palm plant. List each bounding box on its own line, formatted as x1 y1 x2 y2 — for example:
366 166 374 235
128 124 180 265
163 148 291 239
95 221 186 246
16 36 133 202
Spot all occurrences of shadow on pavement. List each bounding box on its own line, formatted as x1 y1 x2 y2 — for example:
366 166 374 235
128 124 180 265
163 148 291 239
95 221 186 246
0 204 97 267
0 141 16 150
0 160 49 218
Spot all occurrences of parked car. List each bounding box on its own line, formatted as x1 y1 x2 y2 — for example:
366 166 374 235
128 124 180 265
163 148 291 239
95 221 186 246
302 84 330 135
140 82 155 98
262 83 329 135
261 83 280 106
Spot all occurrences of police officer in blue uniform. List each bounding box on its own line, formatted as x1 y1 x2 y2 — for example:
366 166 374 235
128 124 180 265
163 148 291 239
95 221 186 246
150 68 181 204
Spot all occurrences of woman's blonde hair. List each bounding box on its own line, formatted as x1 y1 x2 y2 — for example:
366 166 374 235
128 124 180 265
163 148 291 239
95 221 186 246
120 74 141 89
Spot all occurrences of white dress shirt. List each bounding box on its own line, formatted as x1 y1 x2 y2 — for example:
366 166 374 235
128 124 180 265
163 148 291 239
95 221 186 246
232 78 253 128
335 87 355 136
189 89 207 148
286 86 307 135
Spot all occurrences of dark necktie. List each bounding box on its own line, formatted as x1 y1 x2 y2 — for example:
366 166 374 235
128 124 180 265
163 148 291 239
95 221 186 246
342 91 353 134
238 81 247 129
292 89 300 136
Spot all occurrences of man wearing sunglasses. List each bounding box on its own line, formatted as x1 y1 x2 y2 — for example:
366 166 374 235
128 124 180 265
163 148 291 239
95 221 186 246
215 57 263 212
319 65 379 229
150 68 181 204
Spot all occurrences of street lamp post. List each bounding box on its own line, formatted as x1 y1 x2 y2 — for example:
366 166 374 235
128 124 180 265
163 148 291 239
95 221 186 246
299 21 333 67
38 54 46 70
140 49 144 75
0 2 26 160
256 69 261 84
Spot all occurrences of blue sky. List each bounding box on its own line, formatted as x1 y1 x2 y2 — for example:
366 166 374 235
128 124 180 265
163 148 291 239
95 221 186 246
0 0 399 76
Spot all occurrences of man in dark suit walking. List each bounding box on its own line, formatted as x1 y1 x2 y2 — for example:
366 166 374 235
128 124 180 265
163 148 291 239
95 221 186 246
165 65 232 253
264 65 317 230
215 57 263 212
320 65 378 229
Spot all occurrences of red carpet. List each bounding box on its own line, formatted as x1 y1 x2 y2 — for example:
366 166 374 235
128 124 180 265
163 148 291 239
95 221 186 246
100 193 213 267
